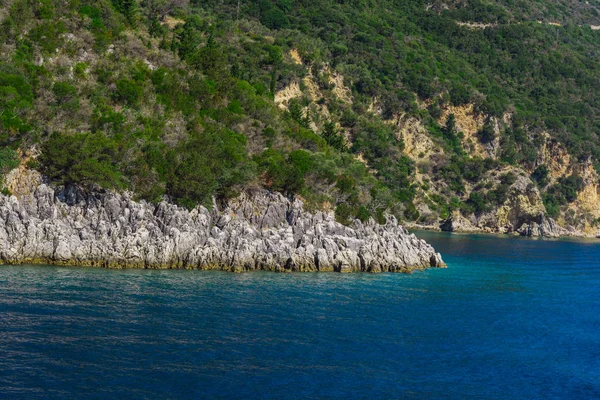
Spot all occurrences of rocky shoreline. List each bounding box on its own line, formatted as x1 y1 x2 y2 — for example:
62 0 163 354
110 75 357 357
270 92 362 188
0 181 445 273
405 221 600 239
409 172 600 239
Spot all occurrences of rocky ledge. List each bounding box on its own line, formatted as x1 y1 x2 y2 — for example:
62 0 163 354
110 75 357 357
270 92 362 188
0 183 445 272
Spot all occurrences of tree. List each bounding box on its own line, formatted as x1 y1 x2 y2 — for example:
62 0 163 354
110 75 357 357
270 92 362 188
322 121 345 151
442 114 463 154
479 121 496 144
114 79 143 105
268 46 283 95
261 7 289 29
167 125 255 208
39 133 124 189
112 0 138 27
531 165 550 187
53 82 78 110
141 0 189 21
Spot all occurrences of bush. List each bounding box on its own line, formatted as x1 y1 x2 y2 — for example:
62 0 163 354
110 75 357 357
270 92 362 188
53 82 78 109
114 78 143 105
478 122 496 144
543 194 561 218
0 71 33 136
531 165 550 187
261 8 289 30
322 121 345 151
0 147 20 185
255 149 307 195
39 133 124 189
335 203 352 225
168 125 256 208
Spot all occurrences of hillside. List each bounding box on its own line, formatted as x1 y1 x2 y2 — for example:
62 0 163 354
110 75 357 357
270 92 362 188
428 0 600 25
1 0 599 236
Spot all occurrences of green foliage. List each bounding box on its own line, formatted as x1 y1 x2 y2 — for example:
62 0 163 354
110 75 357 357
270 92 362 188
0 70 33 139
255 148 308 195
288 99 309 128
478 121 496 145
322 121 345 151
541 174 584 217
1 0 597 226
53 82 79 110
0 147 20 185
114 78 143 105
531 165 550 187
261 7 289 30
543 194 561 218
39 133 124 189
74 62 88 78
168 125 255 208
441 114 463 155
112 0 138 27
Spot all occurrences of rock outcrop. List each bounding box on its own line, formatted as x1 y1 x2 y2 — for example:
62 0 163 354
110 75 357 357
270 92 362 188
440 172 571 238
0 184 445 272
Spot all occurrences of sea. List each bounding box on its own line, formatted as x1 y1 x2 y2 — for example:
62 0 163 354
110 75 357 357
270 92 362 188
1 232 599 399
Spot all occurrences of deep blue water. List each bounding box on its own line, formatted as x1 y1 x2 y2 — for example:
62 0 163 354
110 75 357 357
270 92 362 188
1 232 600 399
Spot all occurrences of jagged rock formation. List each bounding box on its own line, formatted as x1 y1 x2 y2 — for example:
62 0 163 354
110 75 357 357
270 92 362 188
0 183 445 272
440 173 572 237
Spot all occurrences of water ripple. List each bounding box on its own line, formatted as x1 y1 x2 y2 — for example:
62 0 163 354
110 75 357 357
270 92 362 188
1 234 600 398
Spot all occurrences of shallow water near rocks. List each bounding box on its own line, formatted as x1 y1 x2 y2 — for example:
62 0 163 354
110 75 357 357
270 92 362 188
1 232 600 399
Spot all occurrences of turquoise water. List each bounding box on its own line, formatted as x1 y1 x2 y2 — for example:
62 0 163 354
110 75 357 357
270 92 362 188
1 232 600 399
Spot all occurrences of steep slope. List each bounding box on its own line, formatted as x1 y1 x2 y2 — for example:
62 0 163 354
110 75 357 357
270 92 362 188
0 0 599 237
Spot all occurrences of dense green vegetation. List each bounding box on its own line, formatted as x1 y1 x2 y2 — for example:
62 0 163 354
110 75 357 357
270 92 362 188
0 0 598 223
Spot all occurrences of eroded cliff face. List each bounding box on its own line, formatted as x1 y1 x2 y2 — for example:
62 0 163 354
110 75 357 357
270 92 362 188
439 172 570 237
398 103 600 238
0 179 444 272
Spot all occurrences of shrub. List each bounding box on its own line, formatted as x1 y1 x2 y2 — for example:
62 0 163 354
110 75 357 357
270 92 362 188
335 203 352 225
531 165 550 187
114 78 143 105
0 71 33 136
39 133 124 189
53 82 79 109
168 125 256 208
261 8 289 30
0 147 20 184
479 122 496 144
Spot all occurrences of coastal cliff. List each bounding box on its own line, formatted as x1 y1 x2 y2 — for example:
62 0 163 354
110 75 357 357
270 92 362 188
437 171 573 237
0 180 444 272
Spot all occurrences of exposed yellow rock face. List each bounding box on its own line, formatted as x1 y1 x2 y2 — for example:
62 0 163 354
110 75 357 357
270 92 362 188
289 49 303 65
367 97 382 116
275 61 352 134
284 49 352 104
394 114 440 160
493 187 545 233
538 136 571 179
575 163 600 218
495 205 512 233
3 149 43 198
161 16 185 29
577 184 600 217
325 67 353 104
439 104 488 158
4 167 42 198
303 70 321 102
274 81 302 110
514 193 546 216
